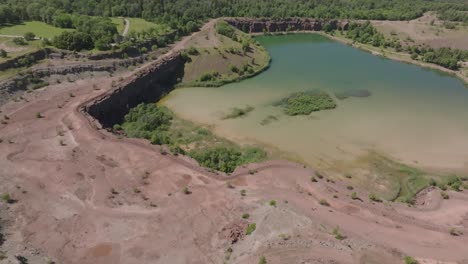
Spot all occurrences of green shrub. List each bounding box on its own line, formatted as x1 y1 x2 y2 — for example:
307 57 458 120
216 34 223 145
258 256 267 264
315 171 324 179
189 146 265 173
183 186 191 195
369 193 382 202
246 223 256 235
240 189 246 196
186 46 199 55
199 71 219 82
351 192 359 200
13 37 27 45
441 191 449 199
24 32 35 41
449 228 463 236
0 49 7 58
242 213 250 219
332 226 345 240
229 64 239 73
404 256 418 264
121 103 173 139
319 199 330 206
269 200 276 207
1 193 11 203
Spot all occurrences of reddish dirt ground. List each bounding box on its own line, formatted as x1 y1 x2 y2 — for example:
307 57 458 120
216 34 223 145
1 20 468 264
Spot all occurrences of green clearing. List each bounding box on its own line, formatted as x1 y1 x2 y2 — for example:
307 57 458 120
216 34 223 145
0 37 45 64
0 21 72 39
111 18 126 34
112 17 168 35
129 18 165 32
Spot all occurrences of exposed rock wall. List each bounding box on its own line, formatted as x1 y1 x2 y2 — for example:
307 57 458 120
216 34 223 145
84 53 185 127
224 18 349 33
0 55 151 105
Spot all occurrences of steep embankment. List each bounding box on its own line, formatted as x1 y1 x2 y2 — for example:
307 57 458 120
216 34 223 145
84 53 185 127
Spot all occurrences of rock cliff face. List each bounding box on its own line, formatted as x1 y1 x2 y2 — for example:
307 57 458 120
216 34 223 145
224 18 349 33
0 55 151 105
84 53 185 127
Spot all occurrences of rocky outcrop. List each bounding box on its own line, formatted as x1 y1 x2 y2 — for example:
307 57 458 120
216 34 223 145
224 18 349 33
83 53 185 127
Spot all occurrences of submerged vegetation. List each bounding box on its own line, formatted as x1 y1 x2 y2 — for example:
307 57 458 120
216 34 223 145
117 103 266 173
222 105 254 120
274 91 337 116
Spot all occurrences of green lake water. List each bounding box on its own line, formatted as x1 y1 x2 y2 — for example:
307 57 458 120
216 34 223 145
162 34 468 172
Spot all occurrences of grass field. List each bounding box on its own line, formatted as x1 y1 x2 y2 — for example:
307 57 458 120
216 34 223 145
111 18 126 34
111 17 167 35
0 21 72 39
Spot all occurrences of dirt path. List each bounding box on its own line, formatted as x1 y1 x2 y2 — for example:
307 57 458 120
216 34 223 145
122 18 130 36
0 19 468 264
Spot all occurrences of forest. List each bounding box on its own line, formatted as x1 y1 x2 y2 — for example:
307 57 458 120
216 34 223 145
1 0 467 26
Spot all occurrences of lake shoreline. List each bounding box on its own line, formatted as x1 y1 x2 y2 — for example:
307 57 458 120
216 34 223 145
250 31 468 86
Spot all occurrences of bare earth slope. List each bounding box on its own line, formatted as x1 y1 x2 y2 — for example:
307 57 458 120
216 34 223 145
0 20 468 264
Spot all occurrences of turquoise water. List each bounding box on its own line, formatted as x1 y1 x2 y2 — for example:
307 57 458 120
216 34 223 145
162 34 468 172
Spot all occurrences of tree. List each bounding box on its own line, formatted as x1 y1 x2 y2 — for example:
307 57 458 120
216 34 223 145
52 31 93 51
13 37 27 45
24 32 35 41
0 49 7 58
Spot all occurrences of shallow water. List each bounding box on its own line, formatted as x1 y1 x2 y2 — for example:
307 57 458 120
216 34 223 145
162 34 468 172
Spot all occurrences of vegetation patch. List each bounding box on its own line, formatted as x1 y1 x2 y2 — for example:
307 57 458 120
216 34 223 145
334 89 371 100
260 115 279 126
189 146 266 174
179 21 270 87
118 103 267 174
273 91 337 116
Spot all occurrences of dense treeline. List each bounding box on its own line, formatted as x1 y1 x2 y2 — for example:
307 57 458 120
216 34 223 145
1 0 467 26
117 103 266 173
408 46 468 70
51 15 118 51
343 21 468 70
